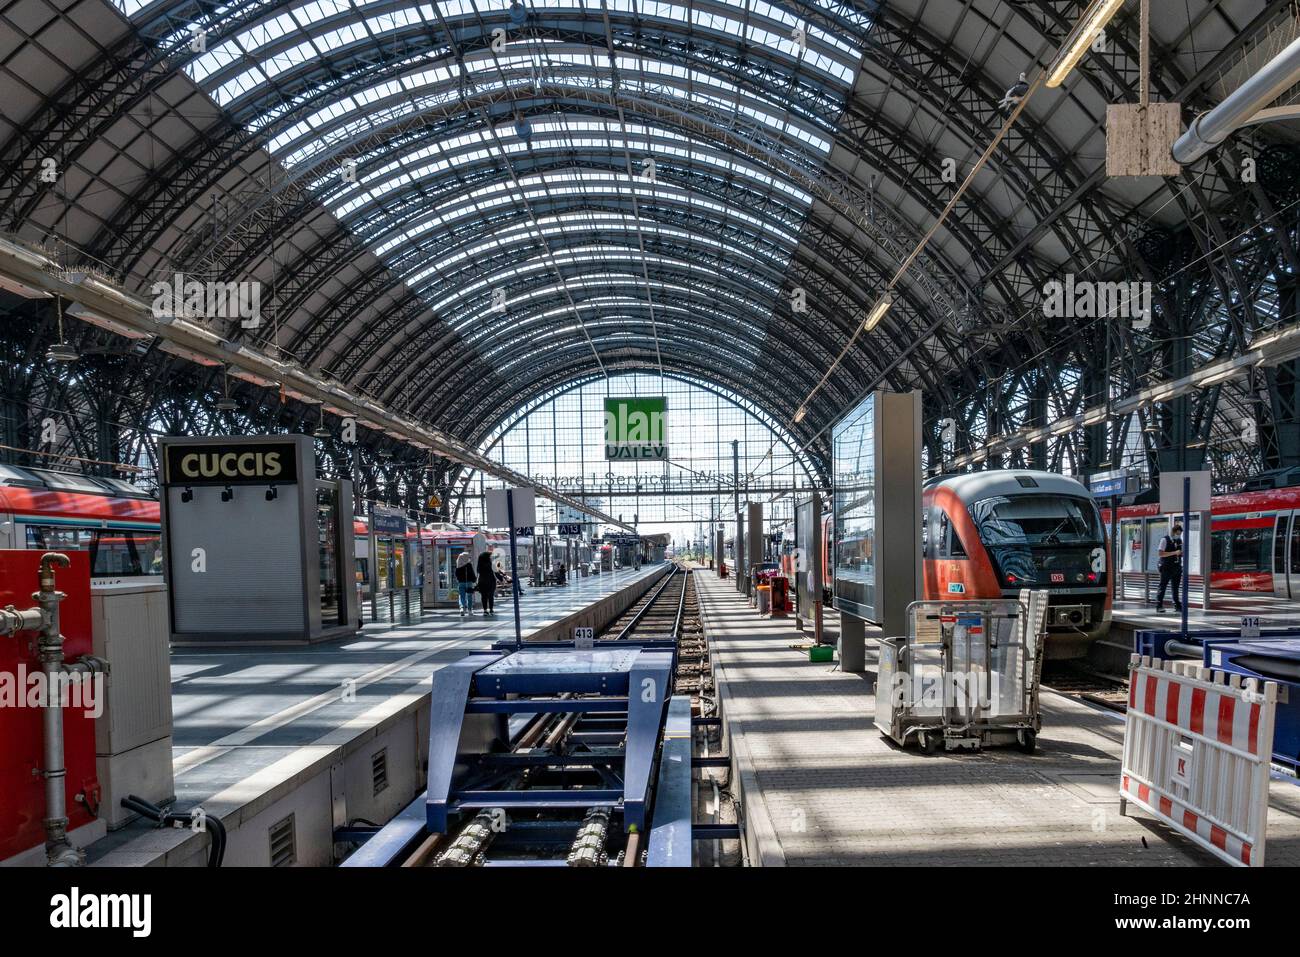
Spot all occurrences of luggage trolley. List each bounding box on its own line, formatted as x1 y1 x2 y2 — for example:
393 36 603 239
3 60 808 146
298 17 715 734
874 593 1049 754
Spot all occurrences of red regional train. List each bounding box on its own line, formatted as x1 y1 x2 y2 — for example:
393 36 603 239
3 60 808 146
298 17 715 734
920 470 1110 658
1101 484 1300 601
0 463 162 578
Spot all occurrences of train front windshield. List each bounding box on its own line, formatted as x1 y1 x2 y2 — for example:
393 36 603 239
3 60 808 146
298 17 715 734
969 494 1105 586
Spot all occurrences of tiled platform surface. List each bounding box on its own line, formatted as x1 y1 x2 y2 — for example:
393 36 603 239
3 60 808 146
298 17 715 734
1114 592 1300 633
85 564 665 864
696 572 1300 866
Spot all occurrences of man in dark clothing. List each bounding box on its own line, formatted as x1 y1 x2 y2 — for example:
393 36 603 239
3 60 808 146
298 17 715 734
1155 522 1184 613
476 550 497 615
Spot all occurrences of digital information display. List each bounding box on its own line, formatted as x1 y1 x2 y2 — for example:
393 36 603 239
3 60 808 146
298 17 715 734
831 390 922 636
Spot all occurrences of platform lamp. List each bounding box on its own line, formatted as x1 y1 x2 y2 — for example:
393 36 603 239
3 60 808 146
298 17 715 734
1044 0 1126 89
44 296 79 364
215 367 238 413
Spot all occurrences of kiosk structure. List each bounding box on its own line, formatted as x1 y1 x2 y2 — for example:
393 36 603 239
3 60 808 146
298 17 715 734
160 434 359 645
831 391 922 671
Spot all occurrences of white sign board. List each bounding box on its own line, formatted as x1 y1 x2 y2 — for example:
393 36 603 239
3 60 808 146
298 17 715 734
1170 743 1193 787
573 626 594 649
1241 616 1262 639
485 487 537 533
1159 470 1212 513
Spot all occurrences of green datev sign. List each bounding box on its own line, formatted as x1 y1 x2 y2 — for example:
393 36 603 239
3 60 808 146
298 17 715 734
604 396 668 460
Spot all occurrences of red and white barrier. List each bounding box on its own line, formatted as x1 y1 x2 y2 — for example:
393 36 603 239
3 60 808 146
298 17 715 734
1120 655 1277 867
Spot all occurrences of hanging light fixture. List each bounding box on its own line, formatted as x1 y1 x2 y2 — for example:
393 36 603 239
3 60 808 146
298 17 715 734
215 367 237 412
1045 0 1126 88
45 296 79 363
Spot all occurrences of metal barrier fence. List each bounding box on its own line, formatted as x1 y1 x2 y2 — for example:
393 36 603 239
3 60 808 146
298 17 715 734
1120 655 1278 867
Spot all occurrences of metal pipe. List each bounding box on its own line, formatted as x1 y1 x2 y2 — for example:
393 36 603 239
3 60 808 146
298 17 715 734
33 553 80 866
1163 640 1203 659
0 604 42 635
1172 34 1300 164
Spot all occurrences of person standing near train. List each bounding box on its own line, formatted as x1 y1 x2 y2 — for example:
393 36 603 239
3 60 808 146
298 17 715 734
1155 521 1184 614
455 550 477 616
476 548 496 615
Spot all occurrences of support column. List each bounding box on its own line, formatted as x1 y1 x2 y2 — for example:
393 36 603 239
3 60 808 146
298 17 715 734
839 614 866 674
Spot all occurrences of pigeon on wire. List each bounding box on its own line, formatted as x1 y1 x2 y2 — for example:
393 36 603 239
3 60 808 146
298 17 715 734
998 72 1029 113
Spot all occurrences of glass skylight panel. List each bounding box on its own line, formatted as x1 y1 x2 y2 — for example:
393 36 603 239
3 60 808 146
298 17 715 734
129 0 870 368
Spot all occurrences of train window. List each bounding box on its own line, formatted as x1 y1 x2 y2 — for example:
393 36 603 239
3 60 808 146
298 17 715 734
1276 517 1289 575
921 508 930 557
1211 530 1233 571
24 525 162 576
1232 528 1268 571
969 494 1103 546
950 526 967 559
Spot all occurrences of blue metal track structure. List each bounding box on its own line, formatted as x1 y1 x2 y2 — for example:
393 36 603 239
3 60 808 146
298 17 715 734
343 633 695 865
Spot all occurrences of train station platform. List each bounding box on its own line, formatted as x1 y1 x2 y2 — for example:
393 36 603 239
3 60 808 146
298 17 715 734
82 564 667 867
1113 594 1300 633
696 573 1300 867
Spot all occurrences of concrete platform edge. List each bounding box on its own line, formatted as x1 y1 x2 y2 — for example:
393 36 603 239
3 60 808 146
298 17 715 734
697 574 786 867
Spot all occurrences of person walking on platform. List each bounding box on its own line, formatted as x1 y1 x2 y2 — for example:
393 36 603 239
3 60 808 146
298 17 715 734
1155 521 1184 614
476 549 496 615
455 551 477 616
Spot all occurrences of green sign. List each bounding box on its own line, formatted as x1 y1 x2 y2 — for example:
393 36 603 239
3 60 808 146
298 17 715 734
604 396 668 460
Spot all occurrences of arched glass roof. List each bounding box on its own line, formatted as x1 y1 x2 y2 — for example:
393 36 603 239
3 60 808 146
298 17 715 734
5 0 1292 488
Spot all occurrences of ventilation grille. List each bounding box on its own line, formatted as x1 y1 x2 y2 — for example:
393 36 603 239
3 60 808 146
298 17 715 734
1015 476 1040 488
269 814 296 867
371 748 389 796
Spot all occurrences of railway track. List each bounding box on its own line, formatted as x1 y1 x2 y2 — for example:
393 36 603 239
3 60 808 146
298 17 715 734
604 565 709 710
1041 663 1130 713
405 563 707 867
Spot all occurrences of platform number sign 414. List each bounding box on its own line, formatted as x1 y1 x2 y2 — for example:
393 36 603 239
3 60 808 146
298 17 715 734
1241 616 1261 639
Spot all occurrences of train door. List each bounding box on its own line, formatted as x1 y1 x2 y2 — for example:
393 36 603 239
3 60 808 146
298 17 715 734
1280 511 1300 598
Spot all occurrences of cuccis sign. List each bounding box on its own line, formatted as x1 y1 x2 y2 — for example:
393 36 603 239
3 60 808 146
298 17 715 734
164 442 299 485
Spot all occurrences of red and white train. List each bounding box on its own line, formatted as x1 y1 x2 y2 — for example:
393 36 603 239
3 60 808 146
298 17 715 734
920 470 1110 657
1101 485 1300 600
0 464 162 578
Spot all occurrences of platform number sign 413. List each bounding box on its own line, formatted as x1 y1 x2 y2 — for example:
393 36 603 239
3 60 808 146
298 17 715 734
1241 616 1261 639
573 626 594 649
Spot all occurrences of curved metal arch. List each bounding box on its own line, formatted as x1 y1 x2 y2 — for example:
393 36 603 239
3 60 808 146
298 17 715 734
82 9 853 270
335 156 806 267
377 210 959 432
204 2 854 127
412 244 944 432
177 72 984 352
459 349 832 480
475 367 823 484
299 102 998 403
323 139 810 247
266 108 993 377
312 167 904 384
412 276 850 414
267 47 834 173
